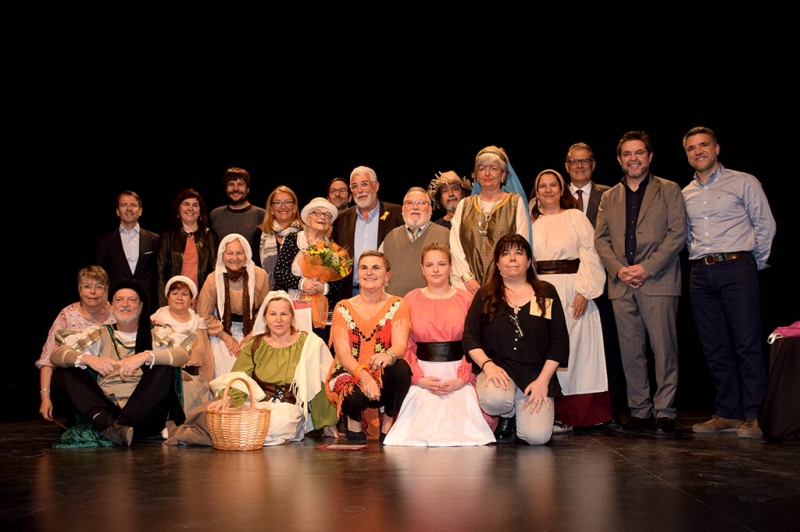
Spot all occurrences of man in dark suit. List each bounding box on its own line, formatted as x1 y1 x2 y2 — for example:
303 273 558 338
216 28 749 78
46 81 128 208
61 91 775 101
330 166 403 299
565 142 625 427
595 131 687 435
95 191 160 308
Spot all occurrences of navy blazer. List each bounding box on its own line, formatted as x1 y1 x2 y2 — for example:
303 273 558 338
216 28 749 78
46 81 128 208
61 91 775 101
96 226 160 306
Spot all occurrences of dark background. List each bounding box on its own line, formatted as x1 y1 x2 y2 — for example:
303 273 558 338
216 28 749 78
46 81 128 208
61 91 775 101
13 9 795 422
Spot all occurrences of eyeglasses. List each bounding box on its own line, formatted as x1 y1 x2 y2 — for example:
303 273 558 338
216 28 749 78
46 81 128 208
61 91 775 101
567 158 594 166
271 200 295 207
510 312 524 339
308 209 333 220
350 180 374 191
81 283 106 291
620 149 648 158
329 187 349 196
403 200 430 207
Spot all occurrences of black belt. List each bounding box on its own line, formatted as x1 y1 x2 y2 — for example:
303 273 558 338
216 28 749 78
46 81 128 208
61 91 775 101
535 259 580 275
416 341 463 362
231 313 243 322
183 366 200 376
693 251 748 266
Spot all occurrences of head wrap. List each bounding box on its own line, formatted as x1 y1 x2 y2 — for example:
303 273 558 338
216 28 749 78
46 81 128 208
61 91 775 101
300 197 338 224
532 169 568 214
427 171 473 209
252 290 296 336
214 233 257 335
164 275 198 300
109 279 153 353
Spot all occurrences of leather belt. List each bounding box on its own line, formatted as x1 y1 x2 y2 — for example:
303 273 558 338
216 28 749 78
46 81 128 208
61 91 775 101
416 341 463 362
535 259 580 275
183 366 200 376
693 251 748 266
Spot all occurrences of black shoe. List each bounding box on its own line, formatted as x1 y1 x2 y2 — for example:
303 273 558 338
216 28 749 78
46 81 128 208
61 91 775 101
345 429 367 443
654 417 675 435
101 422 133 446
616 416 654 433
494 416 516 443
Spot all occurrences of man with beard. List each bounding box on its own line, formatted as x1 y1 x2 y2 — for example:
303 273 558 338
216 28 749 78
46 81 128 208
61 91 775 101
595 131 686 436
95 190 160 311
209 167 266 262
51 281 192 446
326 177 352 212
380 187 452 296
331 166 403 298
682 127 775 439
428 171 472 229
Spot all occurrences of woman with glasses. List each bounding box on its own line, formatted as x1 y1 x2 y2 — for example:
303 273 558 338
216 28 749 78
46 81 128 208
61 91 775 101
462 234 569 445
450 146 532 295
257 186 303 289
36 266 116 425
530 170 612 433
273 198 345 344
156 189 219 309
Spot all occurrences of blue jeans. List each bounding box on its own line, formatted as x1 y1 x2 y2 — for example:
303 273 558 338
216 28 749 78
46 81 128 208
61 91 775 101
690 252 767 419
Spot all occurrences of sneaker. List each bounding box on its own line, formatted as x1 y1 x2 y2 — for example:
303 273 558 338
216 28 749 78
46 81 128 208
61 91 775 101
494 416 516 443
101 422 133 447
737 418 763 439
692 415 743 434
552 421 573 434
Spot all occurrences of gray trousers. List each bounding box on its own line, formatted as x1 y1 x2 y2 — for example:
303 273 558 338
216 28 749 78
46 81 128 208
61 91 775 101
611 290 679 420
476 372 554 445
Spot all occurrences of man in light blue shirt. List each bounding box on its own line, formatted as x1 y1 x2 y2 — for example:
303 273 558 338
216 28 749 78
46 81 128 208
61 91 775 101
682 127 776 439
96 191 160 308
330 166 403 298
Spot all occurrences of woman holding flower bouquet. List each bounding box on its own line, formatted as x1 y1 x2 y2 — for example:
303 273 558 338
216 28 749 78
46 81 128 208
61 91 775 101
273 198 348 344
325 250 413 442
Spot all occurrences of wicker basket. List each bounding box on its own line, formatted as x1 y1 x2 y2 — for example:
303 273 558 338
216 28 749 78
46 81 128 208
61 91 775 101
207 377 271 451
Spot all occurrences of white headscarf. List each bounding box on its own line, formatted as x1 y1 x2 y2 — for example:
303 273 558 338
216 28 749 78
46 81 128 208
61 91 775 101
252 290 296 336
164 275 198 300
214 233 256 320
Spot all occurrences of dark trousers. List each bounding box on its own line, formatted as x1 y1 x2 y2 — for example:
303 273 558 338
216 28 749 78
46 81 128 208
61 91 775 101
341 358 412 421
594 289 627 416
690 252 767 419
60 365 184 438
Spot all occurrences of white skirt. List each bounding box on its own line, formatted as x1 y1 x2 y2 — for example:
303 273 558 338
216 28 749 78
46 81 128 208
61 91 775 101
211 322 244 379
382 360 496 447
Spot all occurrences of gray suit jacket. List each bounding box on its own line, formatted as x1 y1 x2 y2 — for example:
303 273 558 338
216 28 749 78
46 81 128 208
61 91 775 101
585 182 610 227
594 175 687 299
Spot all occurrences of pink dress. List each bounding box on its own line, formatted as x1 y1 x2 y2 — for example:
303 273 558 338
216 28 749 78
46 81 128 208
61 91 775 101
382 288 495 446
36 303 116 368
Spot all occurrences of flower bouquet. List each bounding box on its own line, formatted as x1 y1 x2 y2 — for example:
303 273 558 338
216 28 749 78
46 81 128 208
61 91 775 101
299 239 354 328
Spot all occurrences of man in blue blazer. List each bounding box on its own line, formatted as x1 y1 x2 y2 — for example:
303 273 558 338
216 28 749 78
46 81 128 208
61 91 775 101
595 131 687 435
95 191 160 307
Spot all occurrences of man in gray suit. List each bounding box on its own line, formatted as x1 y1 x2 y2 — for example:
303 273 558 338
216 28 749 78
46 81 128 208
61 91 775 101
565 142 625 427
595 131 687 435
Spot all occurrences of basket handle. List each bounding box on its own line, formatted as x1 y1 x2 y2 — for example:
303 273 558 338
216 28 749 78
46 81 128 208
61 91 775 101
220 376 259 412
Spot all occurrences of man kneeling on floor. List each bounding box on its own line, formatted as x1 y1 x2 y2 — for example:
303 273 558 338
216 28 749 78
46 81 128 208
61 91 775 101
51 280 191 446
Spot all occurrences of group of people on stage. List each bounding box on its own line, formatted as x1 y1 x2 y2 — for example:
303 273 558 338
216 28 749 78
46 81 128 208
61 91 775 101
36 126 776 447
